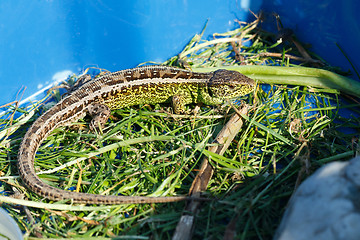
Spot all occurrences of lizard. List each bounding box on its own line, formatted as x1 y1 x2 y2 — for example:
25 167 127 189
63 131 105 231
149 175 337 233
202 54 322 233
17 65 255 204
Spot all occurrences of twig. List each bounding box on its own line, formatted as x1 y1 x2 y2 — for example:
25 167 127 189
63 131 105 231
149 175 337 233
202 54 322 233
172 104 249 240
251 52 323 64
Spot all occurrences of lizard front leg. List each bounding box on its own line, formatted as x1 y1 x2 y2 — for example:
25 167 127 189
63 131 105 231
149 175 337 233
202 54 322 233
171 93 195 114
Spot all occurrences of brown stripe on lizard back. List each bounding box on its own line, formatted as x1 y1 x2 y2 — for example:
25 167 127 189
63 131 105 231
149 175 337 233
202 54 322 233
17 65 255 204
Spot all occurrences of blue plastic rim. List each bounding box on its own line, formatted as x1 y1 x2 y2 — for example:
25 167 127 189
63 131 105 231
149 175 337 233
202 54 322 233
0 0 359 106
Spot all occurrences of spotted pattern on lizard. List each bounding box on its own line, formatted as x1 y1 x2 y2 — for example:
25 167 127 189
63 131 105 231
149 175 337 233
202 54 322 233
17 65 255 204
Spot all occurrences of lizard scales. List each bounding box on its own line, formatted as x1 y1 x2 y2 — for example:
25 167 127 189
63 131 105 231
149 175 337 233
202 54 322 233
18 65 255 204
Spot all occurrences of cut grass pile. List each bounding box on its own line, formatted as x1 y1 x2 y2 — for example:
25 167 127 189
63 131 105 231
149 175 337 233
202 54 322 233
0 13 359 239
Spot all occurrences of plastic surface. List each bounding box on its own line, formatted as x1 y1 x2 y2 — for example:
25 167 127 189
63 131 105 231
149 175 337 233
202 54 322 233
0 0 359 105
0 208 23 240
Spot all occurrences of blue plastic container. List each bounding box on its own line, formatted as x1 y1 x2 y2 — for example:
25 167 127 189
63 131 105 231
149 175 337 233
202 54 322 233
0 0 359 106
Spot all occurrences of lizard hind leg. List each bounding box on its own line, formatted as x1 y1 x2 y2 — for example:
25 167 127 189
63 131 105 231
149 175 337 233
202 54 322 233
88 103 111 131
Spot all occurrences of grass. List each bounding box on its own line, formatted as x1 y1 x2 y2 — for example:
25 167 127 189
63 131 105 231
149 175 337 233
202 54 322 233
1 13 360 239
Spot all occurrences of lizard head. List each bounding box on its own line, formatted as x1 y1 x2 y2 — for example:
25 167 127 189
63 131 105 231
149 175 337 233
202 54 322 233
208 69 255 99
